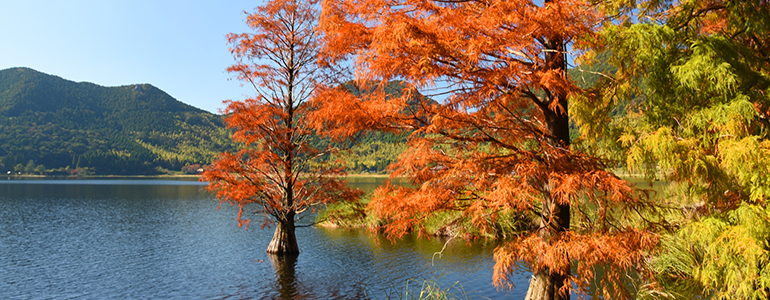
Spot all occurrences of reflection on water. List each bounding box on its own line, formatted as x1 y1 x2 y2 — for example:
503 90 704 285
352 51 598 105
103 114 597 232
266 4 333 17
268 254 300 299
0 179 525 299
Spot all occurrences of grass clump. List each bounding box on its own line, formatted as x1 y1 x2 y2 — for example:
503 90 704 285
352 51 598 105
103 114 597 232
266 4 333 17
370 277 478 300
317 193 527 239
316 194 379 228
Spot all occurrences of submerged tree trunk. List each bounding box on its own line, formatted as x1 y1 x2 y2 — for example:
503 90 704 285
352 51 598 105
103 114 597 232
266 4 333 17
267 215 299 254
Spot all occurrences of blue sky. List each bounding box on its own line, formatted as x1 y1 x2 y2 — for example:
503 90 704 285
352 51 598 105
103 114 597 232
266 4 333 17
0 0 264 114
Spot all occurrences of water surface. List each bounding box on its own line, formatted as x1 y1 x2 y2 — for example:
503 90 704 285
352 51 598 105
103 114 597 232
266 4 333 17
0 178 528 299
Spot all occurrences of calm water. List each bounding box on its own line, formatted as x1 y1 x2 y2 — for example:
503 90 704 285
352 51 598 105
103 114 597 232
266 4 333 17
0 178 530 299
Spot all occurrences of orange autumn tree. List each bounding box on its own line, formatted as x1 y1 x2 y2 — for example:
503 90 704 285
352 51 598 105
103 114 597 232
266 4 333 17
202 0 362 255
314 0 662 298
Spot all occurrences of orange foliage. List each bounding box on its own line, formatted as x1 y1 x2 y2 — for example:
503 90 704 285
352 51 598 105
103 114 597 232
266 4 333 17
202 0 362 235
313 0 662 298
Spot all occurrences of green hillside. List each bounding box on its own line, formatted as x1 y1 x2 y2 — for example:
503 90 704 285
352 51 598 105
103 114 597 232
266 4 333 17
330 80 429 173
0 67 233 175
0 65 620 176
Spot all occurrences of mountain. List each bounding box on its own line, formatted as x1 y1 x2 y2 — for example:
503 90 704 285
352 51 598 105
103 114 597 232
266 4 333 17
0 67 233 175
2 65 620 176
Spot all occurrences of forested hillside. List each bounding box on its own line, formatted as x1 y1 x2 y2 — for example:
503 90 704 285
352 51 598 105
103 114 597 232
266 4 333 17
0 67 233 175
0 67 614 176
0 68 417 175
330 80 420 173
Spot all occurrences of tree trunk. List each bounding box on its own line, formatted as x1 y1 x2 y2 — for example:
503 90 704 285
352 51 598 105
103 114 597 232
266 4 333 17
526 185 571 300
266 217 299 254
526 269 569 300
526 9 572 298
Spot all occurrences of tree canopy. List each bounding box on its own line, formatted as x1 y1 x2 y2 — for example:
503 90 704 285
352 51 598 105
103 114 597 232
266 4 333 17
579 0 770 298
313 0 663 298
202 0 362 255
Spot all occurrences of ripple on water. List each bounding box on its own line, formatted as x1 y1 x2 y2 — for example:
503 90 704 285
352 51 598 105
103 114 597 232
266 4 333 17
0 181 529 299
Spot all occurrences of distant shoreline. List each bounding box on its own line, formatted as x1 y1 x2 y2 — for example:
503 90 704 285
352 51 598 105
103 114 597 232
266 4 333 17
4 172 651 180
1 173 392 180
2 174 202 179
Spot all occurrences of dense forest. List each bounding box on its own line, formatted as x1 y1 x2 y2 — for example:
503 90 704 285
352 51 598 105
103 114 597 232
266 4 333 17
0 67 233 175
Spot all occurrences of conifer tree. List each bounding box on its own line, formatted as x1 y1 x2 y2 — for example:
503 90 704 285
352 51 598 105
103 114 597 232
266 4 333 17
576 0 770 298
202 0 362 255
314 0 663 298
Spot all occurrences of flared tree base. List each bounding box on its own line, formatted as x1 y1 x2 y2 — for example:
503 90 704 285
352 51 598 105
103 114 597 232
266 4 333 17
266 221 299 254
525 270 569 300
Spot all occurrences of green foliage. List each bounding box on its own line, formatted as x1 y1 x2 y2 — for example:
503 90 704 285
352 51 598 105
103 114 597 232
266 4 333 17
333 134 409 174
0 68 420 175
318 191 527 239
569 51 637 163
316 193 377 228
0 67 234 175
584 0 770 298
324 80 432 174
652 203 770 299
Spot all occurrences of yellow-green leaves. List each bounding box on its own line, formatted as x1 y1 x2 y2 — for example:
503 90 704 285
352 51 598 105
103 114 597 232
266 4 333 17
655 204 770 299
719 137 770 203
592 0 770 298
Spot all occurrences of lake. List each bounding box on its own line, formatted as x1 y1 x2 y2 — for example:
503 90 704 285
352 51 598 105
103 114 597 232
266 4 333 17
0 178 531 299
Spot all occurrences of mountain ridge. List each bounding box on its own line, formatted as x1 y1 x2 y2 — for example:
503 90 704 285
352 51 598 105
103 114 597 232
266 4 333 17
0 67 233 175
